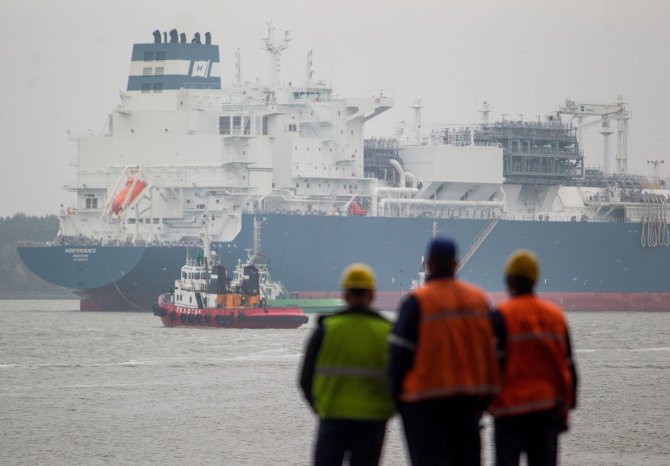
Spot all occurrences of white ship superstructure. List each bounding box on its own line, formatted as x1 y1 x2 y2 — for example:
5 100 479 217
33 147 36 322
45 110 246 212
60 25 392 245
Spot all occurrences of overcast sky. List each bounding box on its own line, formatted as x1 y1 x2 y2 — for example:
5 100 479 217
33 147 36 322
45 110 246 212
1 0 669 217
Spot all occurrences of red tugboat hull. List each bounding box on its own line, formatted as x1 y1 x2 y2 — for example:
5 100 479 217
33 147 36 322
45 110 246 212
155 295 308 329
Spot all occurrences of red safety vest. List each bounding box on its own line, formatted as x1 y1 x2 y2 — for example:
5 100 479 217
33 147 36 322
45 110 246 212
489 295 574 418
400 277 500 403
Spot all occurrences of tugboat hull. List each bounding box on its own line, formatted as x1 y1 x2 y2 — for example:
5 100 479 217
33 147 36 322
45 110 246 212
155 295 308 329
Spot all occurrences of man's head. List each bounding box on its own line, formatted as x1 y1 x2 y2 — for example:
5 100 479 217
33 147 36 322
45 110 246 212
504 249 539 295
341 263 376 307
426 237 458 278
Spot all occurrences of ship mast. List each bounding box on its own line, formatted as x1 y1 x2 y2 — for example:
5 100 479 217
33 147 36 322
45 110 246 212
305 49 314 88
262 21 291 86
234 47 242 87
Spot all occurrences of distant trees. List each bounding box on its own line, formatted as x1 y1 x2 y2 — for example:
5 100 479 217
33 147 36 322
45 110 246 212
0 214 73 297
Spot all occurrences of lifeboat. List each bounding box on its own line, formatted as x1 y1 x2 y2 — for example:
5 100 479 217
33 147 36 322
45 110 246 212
348 201 368 216
112 178 146 215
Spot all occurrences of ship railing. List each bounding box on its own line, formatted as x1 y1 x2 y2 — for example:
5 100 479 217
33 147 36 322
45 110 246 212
448 141 502 148
183 82 219 90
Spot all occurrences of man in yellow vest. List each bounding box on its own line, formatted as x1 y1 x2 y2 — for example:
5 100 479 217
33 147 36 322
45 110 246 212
299 263 394 466
389 237 500 466
489 250 578 466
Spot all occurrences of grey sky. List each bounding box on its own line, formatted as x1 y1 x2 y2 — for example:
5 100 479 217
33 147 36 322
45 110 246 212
1 0 668 217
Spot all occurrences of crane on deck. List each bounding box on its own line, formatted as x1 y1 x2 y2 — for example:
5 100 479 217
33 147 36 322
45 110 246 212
559 96 631 175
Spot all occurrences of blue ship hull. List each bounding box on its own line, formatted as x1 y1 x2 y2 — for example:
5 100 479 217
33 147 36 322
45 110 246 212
16 214 670 311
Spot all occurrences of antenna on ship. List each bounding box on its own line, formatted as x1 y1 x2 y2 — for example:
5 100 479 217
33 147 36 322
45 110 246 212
234 47 242 87
262 20 291 86
305 49 314 88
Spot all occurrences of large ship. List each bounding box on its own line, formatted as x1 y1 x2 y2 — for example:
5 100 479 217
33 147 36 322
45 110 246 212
17 26 670 311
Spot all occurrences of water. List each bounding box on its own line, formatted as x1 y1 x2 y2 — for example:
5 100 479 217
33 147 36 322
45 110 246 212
0 300 668 465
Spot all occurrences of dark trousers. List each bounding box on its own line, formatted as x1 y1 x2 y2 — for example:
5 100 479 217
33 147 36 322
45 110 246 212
314 418 387 466
399 396 484 466
494 410 561 466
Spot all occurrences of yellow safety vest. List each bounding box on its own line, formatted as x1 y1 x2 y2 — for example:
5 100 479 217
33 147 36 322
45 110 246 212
313 312 394 420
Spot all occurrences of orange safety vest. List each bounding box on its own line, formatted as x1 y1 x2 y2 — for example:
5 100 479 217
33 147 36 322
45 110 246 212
489 295 574 418
400 277 500 403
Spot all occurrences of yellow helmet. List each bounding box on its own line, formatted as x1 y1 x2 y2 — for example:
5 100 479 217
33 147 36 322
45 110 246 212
504 249 539 283
341 263 376 291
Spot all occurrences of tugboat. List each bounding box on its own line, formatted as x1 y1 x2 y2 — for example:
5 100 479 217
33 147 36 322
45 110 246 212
154 221 308 329
241 218 344 314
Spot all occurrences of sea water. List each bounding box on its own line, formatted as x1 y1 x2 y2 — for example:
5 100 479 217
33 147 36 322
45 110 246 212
0 300 668 465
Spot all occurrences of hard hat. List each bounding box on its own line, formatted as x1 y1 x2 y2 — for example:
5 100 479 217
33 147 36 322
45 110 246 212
504 249 539 283
341 263 376 291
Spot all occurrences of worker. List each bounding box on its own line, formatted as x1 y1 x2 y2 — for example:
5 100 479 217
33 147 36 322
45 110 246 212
489 250 578 466
389 237 500 466
299 263 394 466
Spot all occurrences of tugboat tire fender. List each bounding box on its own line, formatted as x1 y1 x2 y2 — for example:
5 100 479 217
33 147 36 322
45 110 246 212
169 311 176 321
223 314 233 325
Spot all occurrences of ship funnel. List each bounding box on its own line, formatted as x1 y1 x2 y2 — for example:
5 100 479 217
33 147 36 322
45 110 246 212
127 29 221 92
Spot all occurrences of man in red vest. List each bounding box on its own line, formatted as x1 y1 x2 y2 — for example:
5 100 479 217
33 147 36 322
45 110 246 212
389 237 500 466
489 249 578 466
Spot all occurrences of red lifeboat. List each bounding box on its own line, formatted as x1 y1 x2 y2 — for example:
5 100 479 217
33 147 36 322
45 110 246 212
112 178 146 215
348 201 368 216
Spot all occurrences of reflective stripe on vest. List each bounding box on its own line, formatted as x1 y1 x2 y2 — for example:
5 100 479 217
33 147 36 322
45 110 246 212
315 366 386 378
388 333 416 351
489 295 573 418
313 312 394 420
400 278 500 403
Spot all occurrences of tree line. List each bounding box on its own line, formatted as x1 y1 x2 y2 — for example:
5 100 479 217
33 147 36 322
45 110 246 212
0 213 74 297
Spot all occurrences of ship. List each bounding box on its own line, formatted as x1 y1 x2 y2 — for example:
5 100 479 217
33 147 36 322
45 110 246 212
17 25 670 312
154 219 308 329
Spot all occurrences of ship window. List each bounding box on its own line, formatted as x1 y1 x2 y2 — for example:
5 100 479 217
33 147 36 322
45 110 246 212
85 198 98 209
233 116 241 134
219 116 231 135
189 296 192 303
306 183 310 188
262 116 269 135
296 183 299 188
155 67 164 76
153 218 159 224
144 51 154 61
141 83 151 93
153 83 163 93
288 123 297 132
155 51 165 61
143 67 153 76
127 218 136 224
243 118 250 135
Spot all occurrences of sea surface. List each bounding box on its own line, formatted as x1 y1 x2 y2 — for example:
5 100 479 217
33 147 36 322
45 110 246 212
0 300 668 466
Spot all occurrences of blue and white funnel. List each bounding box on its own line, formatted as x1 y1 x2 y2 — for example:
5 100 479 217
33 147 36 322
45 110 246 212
127 29 221 92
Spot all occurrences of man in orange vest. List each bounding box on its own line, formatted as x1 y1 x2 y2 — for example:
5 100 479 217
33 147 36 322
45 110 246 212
489 250 578 466
389 237 500 466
